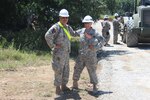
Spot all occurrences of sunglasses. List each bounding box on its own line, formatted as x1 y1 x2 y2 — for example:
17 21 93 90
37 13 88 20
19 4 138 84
61 17 68 19
84 22 92 24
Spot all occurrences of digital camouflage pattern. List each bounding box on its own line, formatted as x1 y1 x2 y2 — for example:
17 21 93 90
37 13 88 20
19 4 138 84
45 22 76 86
73 28 105 85
113 18 121 44
101 20 111 44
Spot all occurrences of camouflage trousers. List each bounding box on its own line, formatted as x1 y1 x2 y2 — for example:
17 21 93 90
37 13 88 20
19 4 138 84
113 30 120 44
52 48 70 86
73 52 98 85
102 31 110 44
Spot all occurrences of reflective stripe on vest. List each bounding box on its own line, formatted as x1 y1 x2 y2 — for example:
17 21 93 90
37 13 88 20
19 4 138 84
58 22 72 40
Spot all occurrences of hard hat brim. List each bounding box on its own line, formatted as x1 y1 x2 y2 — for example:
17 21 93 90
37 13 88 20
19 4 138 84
82 20 94 23
59 15 69 17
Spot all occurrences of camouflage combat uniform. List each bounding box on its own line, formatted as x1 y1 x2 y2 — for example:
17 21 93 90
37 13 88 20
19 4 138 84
101 20 111 45
73 28 104 85
113 18 120 44
45 22 76 86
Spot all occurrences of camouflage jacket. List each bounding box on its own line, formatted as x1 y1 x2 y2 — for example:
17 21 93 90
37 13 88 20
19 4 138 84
45 22 77 52
113 18 121 31
76 28 105 55
101 20 111 32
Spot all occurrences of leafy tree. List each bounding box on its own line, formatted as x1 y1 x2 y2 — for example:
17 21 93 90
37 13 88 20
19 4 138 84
103 0 116 15
0 0 17 30
118 0 134 14
0 0 105 51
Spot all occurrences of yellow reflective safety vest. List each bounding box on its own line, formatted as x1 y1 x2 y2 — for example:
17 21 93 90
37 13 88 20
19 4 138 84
58 22 72 41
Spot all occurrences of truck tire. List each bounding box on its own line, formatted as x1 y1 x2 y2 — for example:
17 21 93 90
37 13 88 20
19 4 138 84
126 20 138 47
122 25 127 43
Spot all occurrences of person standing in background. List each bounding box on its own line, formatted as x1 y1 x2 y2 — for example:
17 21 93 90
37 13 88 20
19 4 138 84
101 15 111 46
113 13 121 44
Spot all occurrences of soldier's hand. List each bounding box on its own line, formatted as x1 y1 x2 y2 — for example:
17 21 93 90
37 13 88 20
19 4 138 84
89 44 94 50
85 32 92 39
55 44 61 48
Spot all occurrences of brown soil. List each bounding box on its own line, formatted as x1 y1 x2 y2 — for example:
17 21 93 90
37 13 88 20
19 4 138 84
0 59 98 100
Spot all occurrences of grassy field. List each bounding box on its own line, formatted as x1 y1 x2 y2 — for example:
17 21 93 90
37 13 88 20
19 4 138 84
0 47 51 70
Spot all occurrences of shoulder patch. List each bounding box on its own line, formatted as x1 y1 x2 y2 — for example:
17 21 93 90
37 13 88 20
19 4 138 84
52 28 57 34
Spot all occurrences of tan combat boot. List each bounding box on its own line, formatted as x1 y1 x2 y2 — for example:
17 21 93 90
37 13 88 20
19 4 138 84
73 80 78 89
56 86 62 95
93 84 98 94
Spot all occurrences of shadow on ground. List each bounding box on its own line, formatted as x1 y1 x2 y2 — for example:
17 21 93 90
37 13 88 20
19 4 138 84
54 89 113 100
86 90 113 98
54 91 81 100
137 43 150 50
97 49 131 61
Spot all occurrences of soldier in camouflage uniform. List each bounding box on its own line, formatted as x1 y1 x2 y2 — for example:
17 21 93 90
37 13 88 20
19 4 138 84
45 9 77 95
72 15 105 93
113 13 121 44
101 15 111 46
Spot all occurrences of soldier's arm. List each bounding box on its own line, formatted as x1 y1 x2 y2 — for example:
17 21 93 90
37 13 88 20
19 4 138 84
45 25 58 49
107 21 111 29
95 31 106 47
68 26 80 41
75 28 83 35
93 38 101 51
103 22 106 28
101 22 104 28
80 36 86 47
113 19 117 26
79 35 89 53
68 26 79 36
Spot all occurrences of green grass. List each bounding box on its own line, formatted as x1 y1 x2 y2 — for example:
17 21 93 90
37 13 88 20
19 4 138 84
0 47 51 70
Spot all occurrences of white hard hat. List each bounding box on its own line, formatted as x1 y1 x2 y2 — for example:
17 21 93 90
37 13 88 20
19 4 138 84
114 13 119 17
59 9 69 17
104 15 109 19
82 15 94 23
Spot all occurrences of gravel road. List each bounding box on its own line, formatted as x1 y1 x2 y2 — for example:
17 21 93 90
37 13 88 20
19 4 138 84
93 20 150 100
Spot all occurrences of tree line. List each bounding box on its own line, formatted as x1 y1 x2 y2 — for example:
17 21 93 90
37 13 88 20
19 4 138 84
0 0 136 51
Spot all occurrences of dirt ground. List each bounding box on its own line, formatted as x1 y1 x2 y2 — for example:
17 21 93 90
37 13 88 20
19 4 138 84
1 20 150 100
0 59 99 100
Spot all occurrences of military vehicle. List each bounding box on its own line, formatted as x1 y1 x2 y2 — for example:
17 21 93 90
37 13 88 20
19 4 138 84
122 0 150 47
